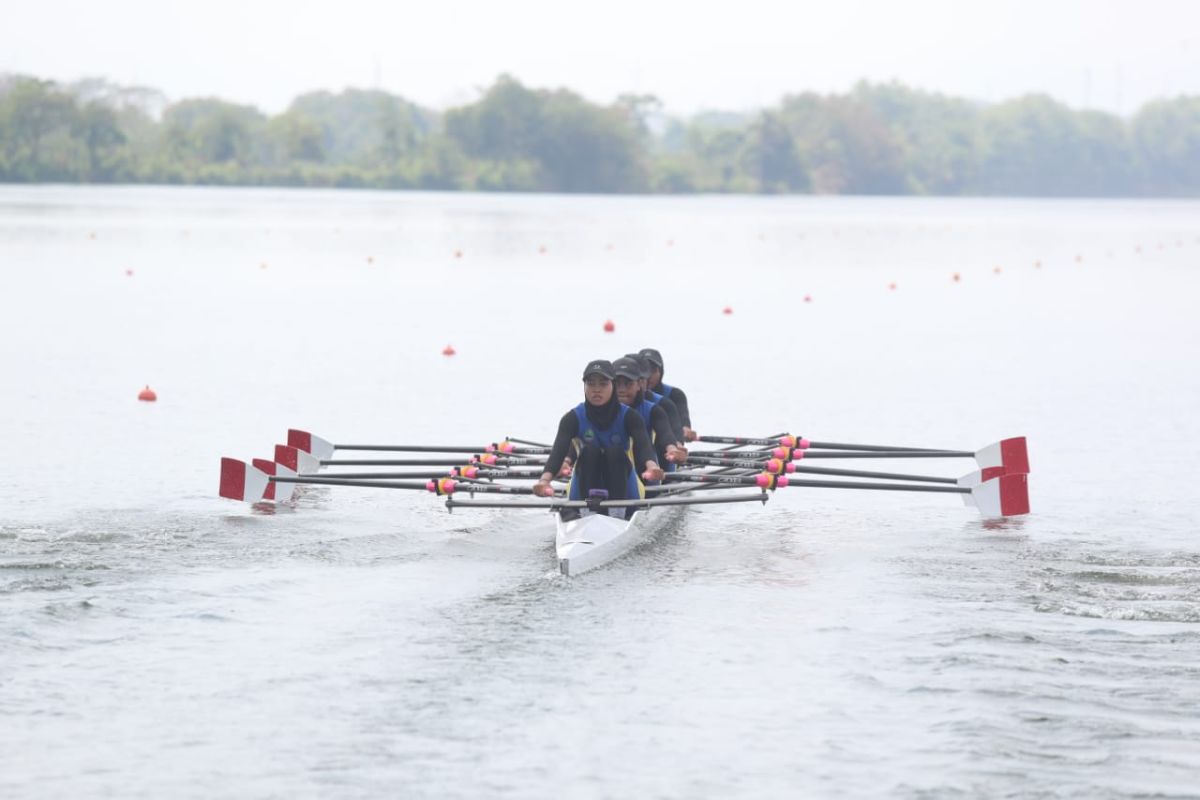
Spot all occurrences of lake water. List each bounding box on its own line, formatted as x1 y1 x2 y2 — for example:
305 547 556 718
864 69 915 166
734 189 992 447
1 186 1199 798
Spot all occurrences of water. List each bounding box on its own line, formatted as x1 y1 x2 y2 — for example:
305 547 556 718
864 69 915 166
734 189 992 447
2 186 1199 798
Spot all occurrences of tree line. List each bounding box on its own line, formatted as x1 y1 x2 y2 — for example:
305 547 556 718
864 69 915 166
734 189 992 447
1 73 1197 196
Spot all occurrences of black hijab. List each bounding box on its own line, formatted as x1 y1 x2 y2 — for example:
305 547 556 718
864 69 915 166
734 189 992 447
584 384 622 429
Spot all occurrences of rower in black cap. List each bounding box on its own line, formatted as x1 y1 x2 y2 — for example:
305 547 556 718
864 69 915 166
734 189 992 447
533 359 664 516
612 356 688 473
638 347 696 442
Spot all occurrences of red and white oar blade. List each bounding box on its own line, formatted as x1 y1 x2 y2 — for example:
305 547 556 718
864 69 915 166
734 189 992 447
219 457 270 502
975 437 1030 474
288 429 336 461
274 444 322 474
957 466 1008 489
251 458 298 503
969 473 1030 518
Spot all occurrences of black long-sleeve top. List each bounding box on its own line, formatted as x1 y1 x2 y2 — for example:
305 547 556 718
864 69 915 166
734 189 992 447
664 386 691 428
654 393 686 443
543 406 658 477
642 402 677 459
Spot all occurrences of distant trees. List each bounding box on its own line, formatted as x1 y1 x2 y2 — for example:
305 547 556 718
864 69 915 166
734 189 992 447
2 72 1199 196
445 75 648 192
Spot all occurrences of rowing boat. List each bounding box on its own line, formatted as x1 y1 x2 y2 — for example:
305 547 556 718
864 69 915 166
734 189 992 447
218 429 1032 576
556 501 686 577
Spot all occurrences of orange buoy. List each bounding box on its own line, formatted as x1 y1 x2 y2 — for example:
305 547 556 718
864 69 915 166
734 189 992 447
138 385 157 402
723 306 733 315
603 320 615 333
442 344 456 356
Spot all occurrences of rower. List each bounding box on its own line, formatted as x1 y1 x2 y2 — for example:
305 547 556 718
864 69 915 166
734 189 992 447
611 356 688 473
639 347 696 442
533 359 664 517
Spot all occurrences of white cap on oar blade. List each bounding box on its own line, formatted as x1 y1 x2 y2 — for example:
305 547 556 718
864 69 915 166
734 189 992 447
252 458 298 503
274 444 322 474
219 457 270 502
975 437 1029 473
288 429 335 461
969 473 1030 518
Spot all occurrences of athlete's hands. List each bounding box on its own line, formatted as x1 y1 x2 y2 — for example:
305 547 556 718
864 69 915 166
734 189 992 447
665 444 688 464
532 479 555 498
642 463 665 483
557 457 573 478
683 427 697 442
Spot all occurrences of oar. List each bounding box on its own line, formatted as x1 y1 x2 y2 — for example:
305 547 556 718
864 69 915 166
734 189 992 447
270 475 547 497
320 455 546 467
295 467 548 481
697 434 1029 472
287 429 548 459
661 471 1030 518
444 492 771 512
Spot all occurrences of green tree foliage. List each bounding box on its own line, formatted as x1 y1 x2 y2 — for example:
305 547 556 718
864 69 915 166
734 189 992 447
446 76 648 192
1131 97 1200 196
1 72 1198 195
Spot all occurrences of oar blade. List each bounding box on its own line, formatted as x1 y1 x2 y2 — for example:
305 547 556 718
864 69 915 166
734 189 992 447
970 474 1030 518
219 457 269 502
252 459 298 503
288 429 336 461
275 444 322 474
975 437 1029 474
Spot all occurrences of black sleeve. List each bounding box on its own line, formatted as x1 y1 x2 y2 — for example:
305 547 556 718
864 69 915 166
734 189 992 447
542 411 580 476
649 406 676 458
624 410 658 469
669 387 691 428
657 396 685 443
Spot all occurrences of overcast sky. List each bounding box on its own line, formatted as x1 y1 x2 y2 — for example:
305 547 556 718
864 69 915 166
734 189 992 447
3 0 1197 115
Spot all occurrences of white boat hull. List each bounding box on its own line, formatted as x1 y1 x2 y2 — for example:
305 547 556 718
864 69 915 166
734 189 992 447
555 502 682 577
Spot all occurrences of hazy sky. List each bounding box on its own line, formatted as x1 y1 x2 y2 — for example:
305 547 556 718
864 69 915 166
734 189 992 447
3 0 1197 115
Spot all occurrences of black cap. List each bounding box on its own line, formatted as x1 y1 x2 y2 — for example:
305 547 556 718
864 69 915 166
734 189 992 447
623 353 652 378
611 356 643 380
582 359 615 380
638 348 664 369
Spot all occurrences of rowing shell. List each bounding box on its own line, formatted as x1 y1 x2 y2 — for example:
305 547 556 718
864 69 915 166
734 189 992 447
556 501 686 577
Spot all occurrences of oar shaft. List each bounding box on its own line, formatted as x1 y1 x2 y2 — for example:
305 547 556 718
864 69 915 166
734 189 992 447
320 456 546 467
298 469 545 480
787 465 958 484
444 493 769 511
801 451 972 459
271 476 541 495
333 443 550 455
805 440 957 453
781 478 968 494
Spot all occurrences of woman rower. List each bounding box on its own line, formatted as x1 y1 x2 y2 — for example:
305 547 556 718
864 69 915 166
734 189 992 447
533 359 664 517
638 347 697 442
625 352 686 444
611 356 688 472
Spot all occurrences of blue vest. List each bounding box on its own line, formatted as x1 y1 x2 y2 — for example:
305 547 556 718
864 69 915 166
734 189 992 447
659 383 674 400
633 395 675 475
569 403 643 500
